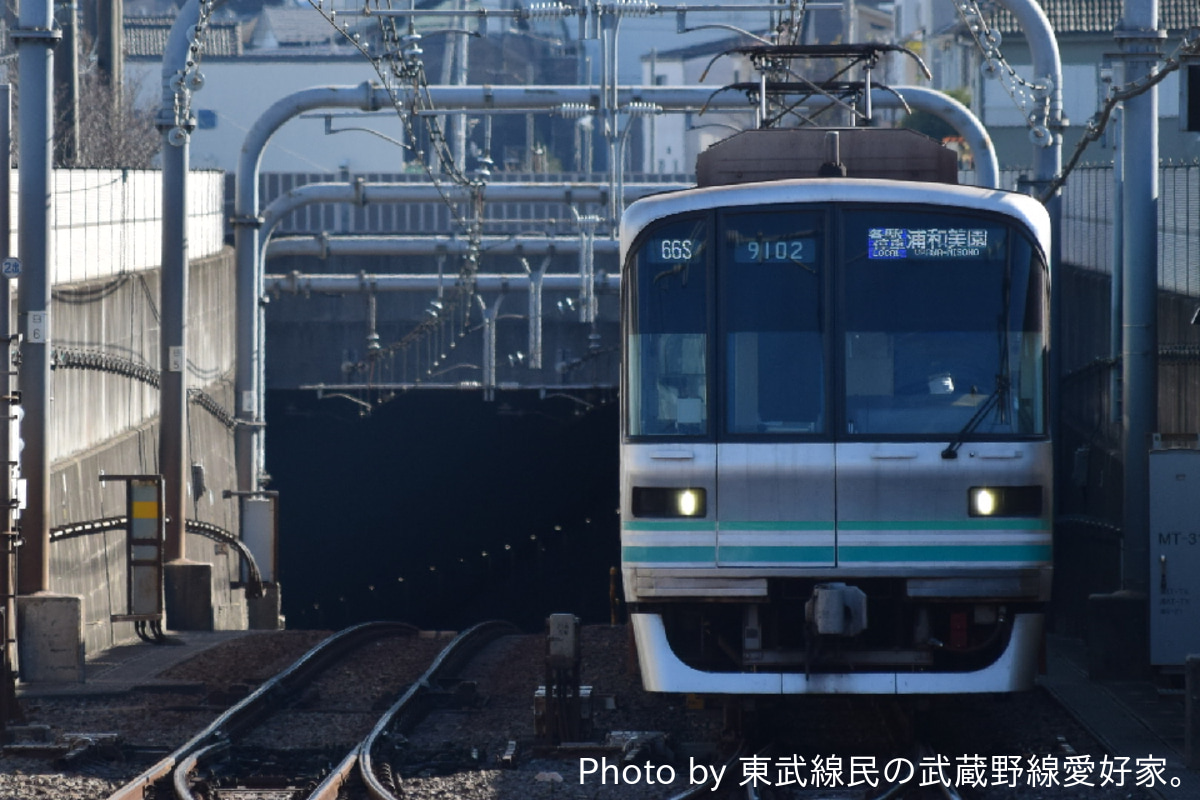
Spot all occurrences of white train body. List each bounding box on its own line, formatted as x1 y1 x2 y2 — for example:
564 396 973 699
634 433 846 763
619 156 1052 694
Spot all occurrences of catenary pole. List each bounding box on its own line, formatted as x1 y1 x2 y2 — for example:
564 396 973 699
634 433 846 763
1119 0 1161 595
159 0 204 563
0 85 14 674
14 0 57 595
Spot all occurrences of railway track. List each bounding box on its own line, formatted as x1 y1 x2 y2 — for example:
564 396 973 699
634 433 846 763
94 621 1169 800
339 620 519 800
103 620 515 800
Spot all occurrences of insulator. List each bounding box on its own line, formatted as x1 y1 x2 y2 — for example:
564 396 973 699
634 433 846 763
624 101 662 116
557 102 594 119
609 1 656 18
526 2 574 19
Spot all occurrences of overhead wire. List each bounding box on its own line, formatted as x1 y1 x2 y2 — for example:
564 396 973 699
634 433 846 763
954 0 1051 133
306 0 487 406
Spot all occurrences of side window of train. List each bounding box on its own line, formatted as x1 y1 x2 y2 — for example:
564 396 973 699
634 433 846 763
719 209 824 435
627 217 709 437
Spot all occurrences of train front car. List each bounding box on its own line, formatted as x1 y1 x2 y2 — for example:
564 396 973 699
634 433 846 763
619 132 1052 695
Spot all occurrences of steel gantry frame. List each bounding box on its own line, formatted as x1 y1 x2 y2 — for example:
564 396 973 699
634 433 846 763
148 0 1027 511
239 85 998 548
236 81 1002 486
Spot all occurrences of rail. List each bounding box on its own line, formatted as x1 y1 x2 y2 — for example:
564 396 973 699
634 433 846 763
105 621 420 800
358 620 521 800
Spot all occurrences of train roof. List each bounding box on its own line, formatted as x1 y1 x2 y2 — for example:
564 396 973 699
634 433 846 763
619 179 1052 257
696 128 960 187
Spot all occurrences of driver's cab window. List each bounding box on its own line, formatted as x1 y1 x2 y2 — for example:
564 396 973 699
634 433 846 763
627 218 709 437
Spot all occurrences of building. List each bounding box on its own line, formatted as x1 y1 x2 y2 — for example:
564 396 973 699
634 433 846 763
895 0 1200 170
124 2 583 174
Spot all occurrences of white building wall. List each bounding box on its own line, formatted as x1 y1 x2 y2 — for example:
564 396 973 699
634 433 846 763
129 59 410 173
641 53 757 175
7 169 225 285
981 64 1180 128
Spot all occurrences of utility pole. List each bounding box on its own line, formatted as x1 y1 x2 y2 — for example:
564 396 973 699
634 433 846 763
14 0 89 684
97 0 124 106
0 83 18 700
1118 0 1161 597
53 0 80 165
15 0 57 600
160 0 201 628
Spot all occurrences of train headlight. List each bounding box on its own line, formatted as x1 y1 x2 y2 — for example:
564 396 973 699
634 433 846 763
968 486 1043 517
971 488 997 516
677 489 700 517
632 487 707 518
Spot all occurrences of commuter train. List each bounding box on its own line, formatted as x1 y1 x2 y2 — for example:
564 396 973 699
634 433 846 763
619 128 1052 694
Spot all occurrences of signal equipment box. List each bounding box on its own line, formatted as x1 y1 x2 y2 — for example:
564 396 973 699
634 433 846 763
1149 438 1200 665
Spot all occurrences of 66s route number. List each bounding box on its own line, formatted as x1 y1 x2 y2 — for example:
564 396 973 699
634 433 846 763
659 239 696 262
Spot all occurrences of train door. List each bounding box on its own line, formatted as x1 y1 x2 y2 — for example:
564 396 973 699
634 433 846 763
714 208 836 568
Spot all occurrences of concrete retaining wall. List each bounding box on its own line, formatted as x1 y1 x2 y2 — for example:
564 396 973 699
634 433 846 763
52 249 236 462
44 247 245 655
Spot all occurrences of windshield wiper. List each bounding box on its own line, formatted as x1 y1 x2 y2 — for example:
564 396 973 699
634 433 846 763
941 376 1010 459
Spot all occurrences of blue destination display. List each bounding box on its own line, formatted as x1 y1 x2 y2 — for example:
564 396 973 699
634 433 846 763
868 227 990 259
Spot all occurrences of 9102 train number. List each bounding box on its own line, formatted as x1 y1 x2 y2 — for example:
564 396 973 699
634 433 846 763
734 238 818 264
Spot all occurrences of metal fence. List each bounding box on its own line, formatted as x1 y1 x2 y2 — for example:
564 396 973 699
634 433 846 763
8 169 227 286
1058 162 1200 295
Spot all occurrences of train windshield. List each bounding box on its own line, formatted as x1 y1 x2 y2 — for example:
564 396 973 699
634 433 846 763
624 205 1047 440
720 211 824 434
842 210 1046 437
626 217 709 436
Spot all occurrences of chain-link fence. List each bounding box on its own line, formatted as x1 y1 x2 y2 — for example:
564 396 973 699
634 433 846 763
1058 162 1200 294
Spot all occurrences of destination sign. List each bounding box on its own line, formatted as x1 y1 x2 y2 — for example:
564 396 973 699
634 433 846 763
868 227 990 260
